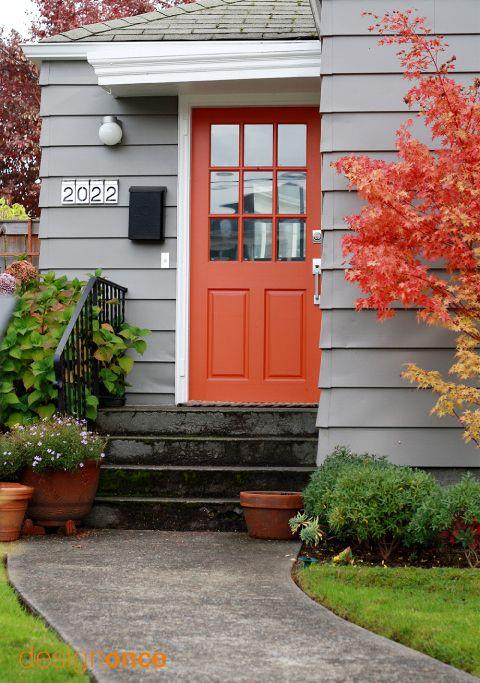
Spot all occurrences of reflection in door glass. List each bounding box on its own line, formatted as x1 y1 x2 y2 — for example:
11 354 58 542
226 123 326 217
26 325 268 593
210 172 239 214
244 124 273 166
210 219 238 261
278 219 306 261
211 125 239 166
278 125 307 166
243 220 272 261
277 172 306 214
243 172 273 214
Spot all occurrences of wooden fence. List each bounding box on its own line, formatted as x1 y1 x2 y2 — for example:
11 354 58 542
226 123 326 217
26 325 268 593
0 219 40 268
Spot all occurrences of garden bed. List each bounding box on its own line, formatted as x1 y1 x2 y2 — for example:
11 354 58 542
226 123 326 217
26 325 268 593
298 539 471 568
295 563 480 677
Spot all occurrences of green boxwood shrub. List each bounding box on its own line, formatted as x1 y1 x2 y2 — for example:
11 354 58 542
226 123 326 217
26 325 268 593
408 474 480 566
303 445 388 526
328 463 438 560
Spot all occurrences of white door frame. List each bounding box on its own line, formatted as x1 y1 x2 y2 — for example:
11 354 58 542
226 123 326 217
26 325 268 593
175 91 320 404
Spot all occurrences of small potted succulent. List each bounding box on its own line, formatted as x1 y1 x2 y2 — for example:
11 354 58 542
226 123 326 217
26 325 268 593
0 446 33 542
3 416 106 533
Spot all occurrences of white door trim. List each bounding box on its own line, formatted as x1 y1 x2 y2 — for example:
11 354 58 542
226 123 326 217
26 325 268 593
175 92 320 404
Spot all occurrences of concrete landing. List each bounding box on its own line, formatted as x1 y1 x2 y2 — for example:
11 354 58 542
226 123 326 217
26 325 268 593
7 532 476 682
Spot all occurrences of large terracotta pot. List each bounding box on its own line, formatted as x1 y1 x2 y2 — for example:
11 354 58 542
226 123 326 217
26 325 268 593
240 491 303 540
0 483 34 541
21 461 100 527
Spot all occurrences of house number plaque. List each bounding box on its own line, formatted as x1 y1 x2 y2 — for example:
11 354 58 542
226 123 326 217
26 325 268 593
61 179 119 205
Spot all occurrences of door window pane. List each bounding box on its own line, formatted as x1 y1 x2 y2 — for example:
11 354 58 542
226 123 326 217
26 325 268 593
210 219 238 261
278 124 307 166
210 172 239 214
211 125 239 166
243 220 272 261
244 124 273 166
278 219 306 261
278 172 307 214
243 172 273 214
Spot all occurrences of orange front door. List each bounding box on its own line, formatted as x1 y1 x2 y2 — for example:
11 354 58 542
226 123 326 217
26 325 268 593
189 108 321 403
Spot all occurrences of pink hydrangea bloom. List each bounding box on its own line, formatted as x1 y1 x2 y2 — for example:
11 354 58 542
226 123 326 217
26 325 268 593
0 272 16 295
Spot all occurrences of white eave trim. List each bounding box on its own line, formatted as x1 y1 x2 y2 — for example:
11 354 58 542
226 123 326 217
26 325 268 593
23 40 321 88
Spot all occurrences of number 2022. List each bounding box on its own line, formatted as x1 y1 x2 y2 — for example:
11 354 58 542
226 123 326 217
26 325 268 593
61 180 118 205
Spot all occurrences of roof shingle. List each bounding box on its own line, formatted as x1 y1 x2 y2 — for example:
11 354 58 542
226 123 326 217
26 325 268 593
41 0 317 43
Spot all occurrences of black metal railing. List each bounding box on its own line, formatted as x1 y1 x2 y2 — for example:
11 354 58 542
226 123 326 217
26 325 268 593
54 277 128 419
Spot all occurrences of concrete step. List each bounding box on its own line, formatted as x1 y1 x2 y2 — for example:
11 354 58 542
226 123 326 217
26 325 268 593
86 498 246 532
98 464 315 499
105 435 318 467
97 406 318 437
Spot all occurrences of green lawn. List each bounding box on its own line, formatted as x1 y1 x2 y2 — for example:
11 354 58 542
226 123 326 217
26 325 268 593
297 563 480 676
0 547 89 681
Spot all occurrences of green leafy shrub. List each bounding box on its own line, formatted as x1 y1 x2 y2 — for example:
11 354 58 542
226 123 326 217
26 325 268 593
94 321 149 397
0 416 106 474
328 463 438 561
409 474 480 566
0 198 28 220
0 270 150 427
0 272 84 427
303 445 388 525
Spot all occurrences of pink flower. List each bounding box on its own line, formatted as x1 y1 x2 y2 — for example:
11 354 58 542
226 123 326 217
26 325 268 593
0 272 16 295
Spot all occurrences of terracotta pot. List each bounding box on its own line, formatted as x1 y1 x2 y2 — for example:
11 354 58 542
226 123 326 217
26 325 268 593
240 491 303 540
0 483 34 542
21 461 100 527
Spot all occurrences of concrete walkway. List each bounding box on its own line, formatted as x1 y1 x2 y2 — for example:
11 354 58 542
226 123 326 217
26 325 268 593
7 531 476 682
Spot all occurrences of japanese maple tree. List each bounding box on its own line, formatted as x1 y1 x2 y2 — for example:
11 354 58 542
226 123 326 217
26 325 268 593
334 10 480 446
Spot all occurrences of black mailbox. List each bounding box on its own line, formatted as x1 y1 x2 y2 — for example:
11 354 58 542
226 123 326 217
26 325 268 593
128 186 166 241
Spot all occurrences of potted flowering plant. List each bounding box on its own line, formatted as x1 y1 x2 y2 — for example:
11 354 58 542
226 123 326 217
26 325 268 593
2 416 106 533
0 445 33 542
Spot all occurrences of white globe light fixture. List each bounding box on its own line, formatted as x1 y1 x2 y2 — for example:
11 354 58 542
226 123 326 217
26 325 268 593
99 115 123 146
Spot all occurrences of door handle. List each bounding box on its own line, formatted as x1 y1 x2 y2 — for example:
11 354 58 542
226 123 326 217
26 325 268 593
312 259 321 306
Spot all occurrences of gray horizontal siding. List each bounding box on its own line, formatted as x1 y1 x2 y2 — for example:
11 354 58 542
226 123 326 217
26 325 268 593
318 389 459 428
320 349 457 388
39 61 179 402
321 0 480 36
321 75 472 114
322 112 438 151
126 300 176 331
40 238 177 269
39 176 178 207
40 85 178 116
318 0 480 466
39 61 98 86
321 310 455 349
317 428 479 467
40 269 177 300
39 207 177 239
40 115 178 147
322 35 480 74
40 145 178 177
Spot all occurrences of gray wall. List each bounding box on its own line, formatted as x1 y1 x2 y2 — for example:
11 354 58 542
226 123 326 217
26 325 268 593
318 0 480 466
38 61 178 405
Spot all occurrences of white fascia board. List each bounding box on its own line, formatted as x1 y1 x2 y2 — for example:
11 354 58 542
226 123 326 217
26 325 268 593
23 42 89 65
24 40 321 86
